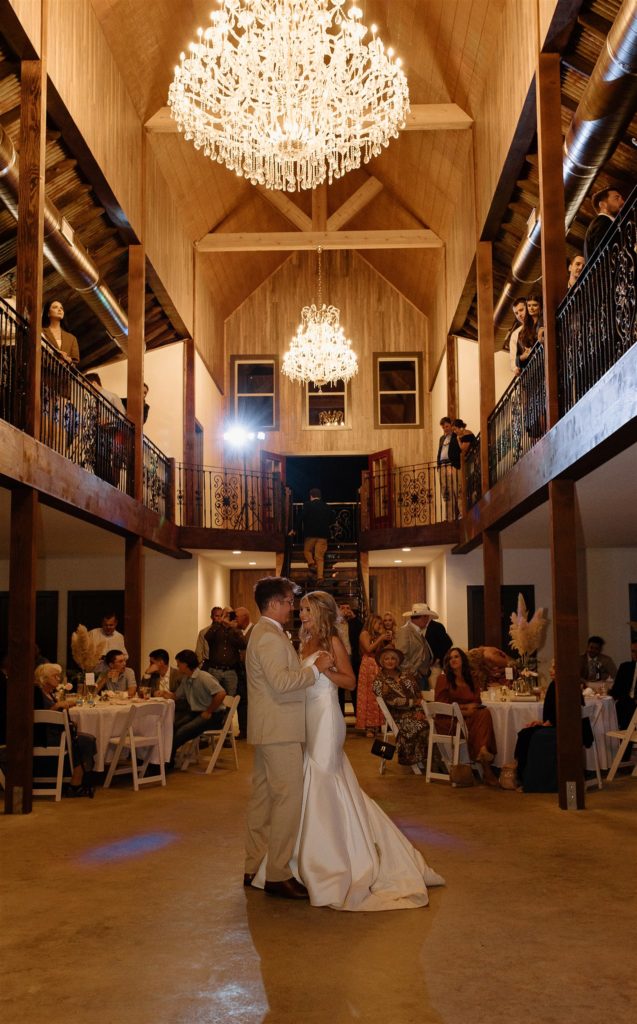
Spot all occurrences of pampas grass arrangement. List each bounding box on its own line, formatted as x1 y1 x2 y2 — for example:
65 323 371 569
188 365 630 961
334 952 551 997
71 624 105 671
509 593 548 658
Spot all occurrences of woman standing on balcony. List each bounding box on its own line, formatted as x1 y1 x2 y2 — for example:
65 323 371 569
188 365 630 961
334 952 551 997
42 299 80 365
355 613 394 736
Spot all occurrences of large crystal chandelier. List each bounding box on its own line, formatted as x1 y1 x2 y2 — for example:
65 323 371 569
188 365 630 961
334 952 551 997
282 249 358 389
168 0 409 192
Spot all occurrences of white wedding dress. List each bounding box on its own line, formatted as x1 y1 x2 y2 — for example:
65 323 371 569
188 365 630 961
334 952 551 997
253 654 444 911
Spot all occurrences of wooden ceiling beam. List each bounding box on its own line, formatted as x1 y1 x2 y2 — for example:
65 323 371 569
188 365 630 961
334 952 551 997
327 176 384 231
254 185 312 230
196 228 442 252
145 102 472 135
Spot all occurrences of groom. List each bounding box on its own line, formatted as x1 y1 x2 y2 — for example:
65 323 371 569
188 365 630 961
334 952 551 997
244 576 331 899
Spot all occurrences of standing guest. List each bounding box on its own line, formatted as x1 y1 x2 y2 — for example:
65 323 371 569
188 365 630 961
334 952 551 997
96 650 136 695
84 372 126 416
567 254 585 289
372 647 429 769
437 416 461 518
235 606 253 638
508 298 528 376
579 635 617 682
200 607 246 697
41 299 80 364
141 649 181 694
234 605 253 739
158 649 227 768
517 292 544 372
87 612 127 673
301 488 333 582
609 640 637 735
195 606 223 666
122 382 150 423
355 613 393 736
452 419 477 458
435 647 498 785
584 187 625 261
396 602 452 690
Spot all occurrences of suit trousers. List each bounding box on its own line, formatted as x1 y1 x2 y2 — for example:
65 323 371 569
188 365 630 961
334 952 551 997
304 536 328 578
245 742 304 882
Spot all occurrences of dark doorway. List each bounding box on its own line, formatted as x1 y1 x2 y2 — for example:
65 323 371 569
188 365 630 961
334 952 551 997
467 585 536 654
66 590 125 669
0 591 59 663
285 455 368 503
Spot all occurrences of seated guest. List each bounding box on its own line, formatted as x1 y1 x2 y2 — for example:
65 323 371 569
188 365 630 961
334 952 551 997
579 635 617 682
372 647 428 769
96 650 136 695
157 649 226 767
34 663 96 796
86 612 127 673
199 607 246 697
435 646 498 785
195 606 223 665
609 640 637 742
141 649 181 694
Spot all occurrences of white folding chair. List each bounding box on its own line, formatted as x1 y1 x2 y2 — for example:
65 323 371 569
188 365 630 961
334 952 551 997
104 705 166 790
33 709 74 801
582 704 602 790
374 694 422 775
202 695 241 774
422 701 470 784
605 705 637 782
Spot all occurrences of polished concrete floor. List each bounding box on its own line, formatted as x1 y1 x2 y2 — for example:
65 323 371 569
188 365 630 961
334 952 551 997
1 735 635 1024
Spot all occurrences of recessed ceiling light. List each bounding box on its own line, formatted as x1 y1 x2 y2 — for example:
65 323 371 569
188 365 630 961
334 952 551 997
232 550 242 555
394 559 402 564
401 547 411 552
249 561 256 566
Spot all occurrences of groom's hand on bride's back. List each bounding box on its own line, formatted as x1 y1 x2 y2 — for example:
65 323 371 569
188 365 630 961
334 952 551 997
315 651 333 674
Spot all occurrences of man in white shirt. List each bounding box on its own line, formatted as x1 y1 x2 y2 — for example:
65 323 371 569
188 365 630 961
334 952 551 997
87 613 127 673
142 648 181 694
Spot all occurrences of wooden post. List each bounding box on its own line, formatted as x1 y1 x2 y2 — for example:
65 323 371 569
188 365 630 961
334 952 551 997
476 242 496 487
183 335 196 524
482 528 502 648
127 244 145 503
537 53 567 429
124 536 144 681
549 478 585 810
312 183 328 232
446 335 457 421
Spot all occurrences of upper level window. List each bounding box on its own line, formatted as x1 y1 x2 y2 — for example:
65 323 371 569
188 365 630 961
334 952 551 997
231 357 277 430
305 380 348 429
374 353 423 427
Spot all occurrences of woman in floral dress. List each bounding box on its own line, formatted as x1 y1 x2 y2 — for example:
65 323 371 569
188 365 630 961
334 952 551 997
372 647 428 767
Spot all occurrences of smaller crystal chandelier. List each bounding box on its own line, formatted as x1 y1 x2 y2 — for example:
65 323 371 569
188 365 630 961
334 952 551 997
282 249 358 390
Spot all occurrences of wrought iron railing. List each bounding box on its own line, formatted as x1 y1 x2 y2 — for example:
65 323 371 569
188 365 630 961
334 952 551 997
291 501 359 544
176 463 286 532
40 339 135 496
487 342 546 487
142 435 171 517
557 185 637 415
464 435 482 511
361 460 465 527
0 296 27 428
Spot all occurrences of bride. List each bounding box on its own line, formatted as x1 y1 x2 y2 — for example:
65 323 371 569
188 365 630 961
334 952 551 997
253 590 444 911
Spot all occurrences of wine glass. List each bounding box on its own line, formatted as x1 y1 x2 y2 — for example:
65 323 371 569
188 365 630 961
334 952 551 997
86 680 97 705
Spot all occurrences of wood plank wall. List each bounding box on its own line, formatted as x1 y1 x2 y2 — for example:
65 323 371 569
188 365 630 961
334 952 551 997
7 0 41 52
195 257 226 391
370 567 427 623
230 568 276 624
225 250 431 467
144 139 193 335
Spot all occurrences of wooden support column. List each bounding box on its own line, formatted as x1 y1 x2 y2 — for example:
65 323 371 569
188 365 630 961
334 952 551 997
446 335 457 421
482 528 502 648
476 242 496 487
183 334 196 524
537 53 567 430
127 244 145 502
311 183 328 232
549 478 585 810
124 536 144 681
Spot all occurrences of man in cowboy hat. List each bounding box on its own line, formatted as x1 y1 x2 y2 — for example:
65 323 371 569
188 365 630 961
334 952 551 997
395 602 452 690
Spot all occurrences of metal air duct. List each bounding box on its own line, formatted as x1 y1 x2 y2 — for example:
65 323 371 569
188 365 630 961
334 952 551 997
0 126 128 352
493 0 637 334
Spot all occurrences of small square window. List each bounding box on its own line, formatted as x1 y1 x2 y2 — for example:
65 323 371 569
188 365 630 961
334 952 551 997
305 380 348 429
231 357 278 430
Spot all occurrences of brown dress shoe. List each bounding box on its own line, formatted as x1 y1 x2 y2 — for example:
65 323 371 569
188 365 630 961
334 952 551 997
243 873 255 887
264 878 309 900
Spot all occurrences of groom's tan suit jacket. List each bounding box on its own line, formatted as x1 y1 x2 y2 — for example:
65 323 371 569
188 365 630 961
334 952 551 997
246 616 315 744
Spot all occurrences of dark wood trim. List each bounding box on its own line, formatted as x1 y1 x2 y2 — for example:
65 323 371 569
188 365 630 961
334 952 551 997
372 351 424 430
146 261 191 340
177 527 286 552
0 419 188 558
482 529 502 647
124 536 144 680
4 486 37 813
16 58 46 436
543 0 587 52
455 342 637 551
359 521 460 552
127 244 145 501
549 478 585 810
537 54 567 429
476 242 496 484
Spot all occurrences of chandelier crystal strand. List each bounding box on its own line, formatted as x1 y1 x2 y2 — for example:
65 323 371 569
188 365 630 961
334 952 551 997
168 1 409 192
282 248 358 389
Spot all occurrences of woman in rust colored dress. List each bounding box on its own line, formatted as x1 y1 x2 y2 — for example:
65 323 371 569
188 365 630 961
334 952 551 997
355 613 393 735
435 646 498 785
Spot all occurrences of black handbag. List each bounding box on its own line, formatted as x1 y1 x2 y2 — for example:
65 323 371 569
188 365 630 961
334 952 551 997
371 737 396 760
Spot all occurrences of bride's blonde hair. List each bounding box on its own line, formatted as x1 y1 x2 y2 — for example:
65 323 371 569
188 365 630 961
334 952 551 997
299 591 339 649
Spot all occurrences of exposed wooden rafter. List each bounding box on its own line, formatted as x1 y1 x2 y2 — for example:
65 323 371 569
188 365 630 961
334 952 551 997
196 228 442 252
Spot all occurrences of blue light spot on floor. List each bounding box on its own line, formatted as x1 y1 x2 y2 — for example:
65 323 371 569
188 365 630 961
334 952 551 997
79 831 177 864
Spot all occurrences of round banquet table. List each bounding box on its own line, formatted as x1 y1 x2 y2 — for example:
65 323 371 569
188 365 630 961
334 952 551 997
484 695 618 769
69 698 175 772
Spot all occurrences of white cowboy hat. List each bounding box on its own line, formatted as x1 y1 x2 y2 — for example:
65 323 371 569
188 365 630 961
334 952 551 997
402 602 439 620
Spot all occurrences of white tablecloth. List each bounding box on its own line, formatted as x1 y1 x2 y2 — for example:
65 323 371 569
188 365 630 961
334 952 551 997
485 696 618 769
69 699 175 772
